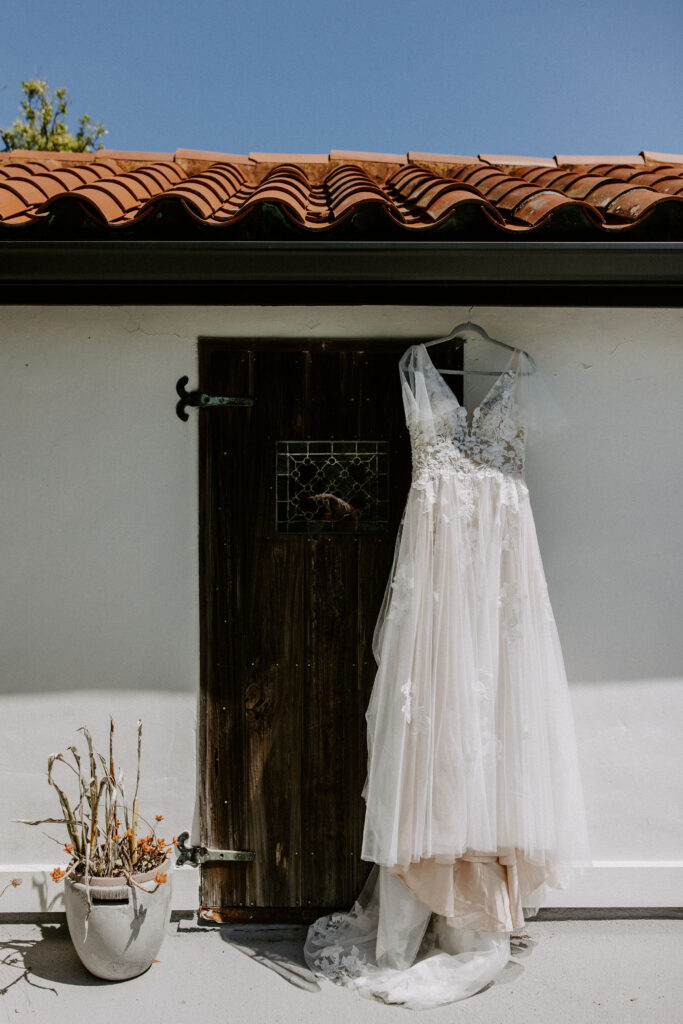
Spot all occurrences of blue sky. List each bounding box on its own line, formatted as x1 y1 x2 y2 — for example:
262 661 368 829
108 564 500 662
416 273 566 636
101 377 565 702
2 0 681 157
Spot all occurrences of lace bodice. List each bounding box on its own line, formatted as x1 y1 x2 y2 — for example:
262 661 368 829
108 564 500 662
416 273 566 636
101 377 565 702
401 345 527 486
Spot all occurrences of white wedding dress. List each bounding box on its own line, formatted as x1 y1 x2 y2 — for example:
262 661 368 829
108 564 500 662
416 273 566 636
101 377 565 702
304 343 591 1009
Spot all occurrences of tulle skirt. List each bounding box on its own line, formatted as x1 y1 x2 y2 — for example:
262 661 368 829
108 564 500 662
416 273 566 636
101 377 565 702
305 464 590 1007
304 865 517 1010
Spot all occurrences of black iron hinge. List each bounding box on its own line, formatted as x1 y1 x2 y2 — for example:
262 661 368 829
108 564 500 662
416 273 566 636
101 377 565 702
176 376 254 421
174 831 256 867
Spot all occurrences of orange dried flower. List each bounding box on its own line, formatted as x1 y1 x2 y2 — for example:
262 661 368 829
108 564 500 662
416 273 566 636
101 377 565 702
154 871 167 884
51 867 65 882
125 828 134 838
116 818 121 827
155 814 164 822
157 838 166 848
64 843 73 853
172 836 178 846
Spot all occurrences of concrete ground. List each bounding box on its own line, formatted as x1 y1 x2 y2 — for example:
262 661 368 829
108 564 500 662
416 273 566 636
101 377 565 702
1 915 682 1024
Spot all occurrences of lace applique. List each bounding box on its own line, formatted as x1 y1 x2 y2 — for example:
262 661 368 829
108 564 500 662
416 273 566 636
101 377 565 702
411 434 460 481
408 370 526 497
497 581 521 607
453 468 476 522
307 908 369 979
499 476 522 511
497 580 529 646
464 373 526 476
313 942 366 979
386 562 415 621
400 678 413 721
400 678 430 732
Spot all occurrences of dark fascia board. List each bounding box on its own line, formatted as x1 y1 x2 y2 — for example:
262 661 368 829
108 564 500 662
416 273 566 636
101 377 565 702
0 240 681 305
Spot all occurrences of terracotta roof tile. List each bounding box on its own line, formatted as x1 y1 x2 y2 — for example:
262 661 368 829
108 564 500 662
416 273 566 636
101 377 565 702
0 150 96 165
629 169 683 195
15 174 67 200
407 152 479 164
329 150 408 163
554 154 645 166
47 167 103 186
641 150 683 164
544 174 604 199
62 186 128 223
0 159 57 174
606 187 671 221
0 146 681 237
107 172 159 201
175 148 252 164
97 149 175 162
249 152 329 163
0 186 31 220
514 191 601 228
517 167 564 185
576 181 636 208
479 154 557 167
516 164 683 224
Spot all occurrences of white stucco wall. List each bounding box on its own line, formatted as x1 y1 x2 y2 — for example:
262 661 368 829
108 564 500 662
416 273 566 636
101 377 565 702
1 304 681 913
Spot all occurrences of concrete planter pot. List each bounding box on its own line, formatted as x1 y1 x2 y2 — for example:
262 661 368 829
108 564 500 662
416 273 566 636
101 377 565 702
63 851 174 981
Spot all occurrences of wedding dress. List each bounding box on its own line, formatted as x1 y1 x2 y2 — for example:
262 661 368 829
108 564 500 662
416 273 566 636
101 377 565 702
304 343 591 1009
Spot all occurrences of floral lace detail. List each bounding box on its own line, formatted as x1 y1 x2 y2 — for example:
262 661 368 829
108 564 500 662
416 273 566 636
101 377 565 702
312 942 366 979
497 579 529 647
305 899 387 983
400 678 430 732
470 369 526 475
400 678 413 719
307 909 369 980
386 561 415 621
499 476 522 511
408 370 526 501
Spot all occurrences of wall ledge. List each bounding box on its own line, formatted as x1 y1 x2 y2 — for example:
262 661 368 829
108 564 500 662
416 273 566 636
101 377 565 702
1 863 681 914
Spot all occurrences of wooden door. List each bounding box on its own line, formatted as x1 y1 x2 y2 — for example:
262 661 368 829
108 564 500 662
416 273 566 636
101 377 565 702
197 338 461 921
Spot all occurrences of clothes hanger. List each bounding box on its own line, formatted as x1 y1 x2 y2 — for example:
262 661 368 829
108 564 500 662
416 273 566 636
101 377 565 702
423 308 536 375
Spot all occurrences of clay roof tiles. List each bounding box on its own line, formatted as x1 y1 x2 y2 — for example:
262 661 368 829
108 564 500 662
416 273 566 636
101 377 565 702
0 147 681 237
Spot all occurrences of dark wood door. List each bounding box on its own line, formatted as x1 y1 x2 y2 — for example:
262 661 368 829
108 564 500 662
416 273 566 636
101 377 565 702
197 338 460 920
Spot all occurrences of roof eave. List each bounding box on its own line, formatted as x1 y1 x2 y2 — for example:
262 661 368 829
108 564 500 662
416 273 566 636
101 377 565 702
1 239 681 306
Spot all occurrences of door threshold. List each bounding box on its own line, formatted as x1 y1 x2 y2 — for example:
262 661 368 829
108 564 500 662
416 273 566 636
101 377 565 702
199 906 333 925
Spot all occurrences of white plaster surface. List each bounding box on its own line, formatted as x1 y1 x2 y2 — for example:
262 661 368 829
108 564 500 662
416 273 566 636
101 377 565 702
1 305 681 910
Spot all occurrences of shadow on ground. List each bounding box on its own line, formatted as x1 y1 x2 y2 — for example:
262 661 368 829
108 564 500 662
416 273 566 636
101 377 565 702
0 922 154 996
175 922 538 997
185 923 322 992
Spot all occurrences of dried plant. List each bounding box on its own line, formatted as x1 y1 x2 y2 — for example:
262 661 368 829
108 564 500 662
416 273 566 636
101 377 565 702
0 878 22 899
13 717 175 918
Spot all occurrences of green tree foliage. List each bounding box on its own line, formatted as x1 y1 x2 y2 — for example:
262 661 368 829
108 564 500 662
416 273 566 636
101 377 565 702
1 78 107 152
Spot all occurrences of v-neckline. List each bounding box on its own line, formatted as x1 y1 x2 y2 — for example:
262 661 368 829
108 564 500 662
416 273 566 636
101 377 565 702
418 343 521 428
